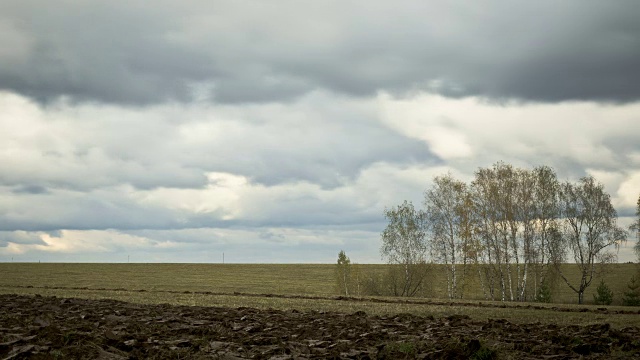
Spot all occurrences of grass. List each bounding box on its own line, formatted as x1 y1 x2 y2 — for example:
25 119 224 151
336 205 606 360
1 262 638 304
0 263 335 295
1 262 639 329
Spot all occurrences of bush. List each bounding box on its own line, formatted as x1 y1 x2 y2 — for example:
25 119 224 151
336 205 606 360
536 281 552 303
622 276 640 306
593 280 613 305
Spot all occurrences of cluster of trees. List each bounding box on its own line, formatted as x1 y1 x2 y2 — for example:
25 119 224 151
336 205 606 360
371 162 634 304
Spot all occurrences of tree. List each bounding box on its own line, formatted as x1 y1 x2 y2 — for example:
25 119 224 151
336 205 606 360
531 166 561 300
535 281 552 303
470 162 525 301
622 276 640 306
471 165 507 301
555 176 627 304
593 280 613 305
425 173 472 299
335 250 352 296
381 200 429 297
630 195 640 262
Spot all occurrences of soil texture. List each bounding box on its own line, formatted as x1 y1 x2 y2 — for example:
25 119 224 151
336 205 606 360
1 294 639 359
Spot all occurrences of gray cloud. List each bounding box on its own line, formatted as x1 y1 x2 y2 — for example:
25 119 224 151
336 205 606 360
0 1 639 105
12 184 49 194
0 92 437 192
0 231 47 247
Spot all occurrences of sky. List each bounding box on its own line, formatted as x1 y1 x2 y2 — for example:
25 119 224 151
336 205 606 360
1 1 639 263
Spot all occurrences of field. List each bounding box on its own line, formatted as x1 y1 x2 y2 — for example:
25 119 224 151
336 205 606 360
1 263 640 358
1 262 638 304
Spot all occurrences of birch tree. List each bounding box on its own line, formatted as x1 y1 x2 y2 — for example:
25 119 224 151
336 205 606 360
381 200 429 297
470 163 563 301
335 250 351 296
556 176 627 304
630 195 640 261
531 166 561 297
471 166 505 301
425 173 471 299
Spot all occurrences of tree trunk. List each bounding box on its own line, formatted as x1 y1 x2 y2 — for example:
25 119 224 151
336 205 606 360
519 262 528 301
506 262 514 301
478 266 488 300
343 273 348 296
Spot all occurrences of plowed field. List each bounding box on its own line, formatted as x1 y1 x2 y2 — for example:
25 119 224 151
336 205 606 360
1 294 639 359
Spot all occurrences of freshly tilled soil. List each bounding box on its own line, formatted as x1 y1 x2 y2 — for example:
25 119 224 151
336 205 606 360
1 293 638 359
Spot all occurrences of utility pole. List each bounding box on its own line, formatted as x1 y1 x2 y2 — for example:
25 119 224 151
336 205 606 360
223 252 225 264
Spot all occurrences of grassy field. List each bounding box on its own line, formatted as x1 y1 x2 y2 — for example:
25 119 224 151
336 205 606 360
1 263 639 328
1 262 637 304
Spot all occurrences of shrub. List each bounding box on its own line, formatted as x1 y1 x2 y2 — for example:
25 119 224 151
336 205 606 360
622 276 640 306
593 279 613 305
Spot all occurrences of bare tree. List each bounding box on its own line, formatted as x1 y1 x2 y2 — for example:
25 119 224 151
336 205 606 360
556 176 627 304
472 163 522 301
513 167 538 301
531 166 561 298
471 166 501 300
381 200 429 297
335 250 351 296
425 173 472 299
470 163 563 302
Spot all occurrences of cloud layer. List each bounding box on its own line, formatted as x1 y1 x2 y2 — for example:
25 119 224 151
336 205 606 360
1 1 639 105
2 91 639 262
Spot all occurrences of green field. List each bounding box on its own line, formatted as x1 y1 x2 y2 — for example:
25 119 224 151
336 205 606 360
1 263 639 328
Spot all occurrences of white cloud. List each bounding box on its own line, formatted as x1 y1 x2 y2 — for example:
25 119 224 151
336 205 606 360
618 172 640 210
134 172 246 219
377 93 640 208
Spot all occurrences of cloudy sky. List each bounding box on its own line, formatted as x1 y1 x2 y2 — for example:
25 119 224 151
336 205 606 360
1 1 639 263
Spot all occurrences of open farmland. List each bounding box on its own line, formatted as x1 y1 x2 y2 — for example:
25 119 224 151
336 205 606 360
1 262 638 304
2 263 640 358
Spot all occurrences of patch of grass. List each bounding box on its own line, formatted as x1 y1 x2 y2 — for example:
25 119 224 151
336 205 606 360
434 338 497 360
380 341 417 358
472 345 497 360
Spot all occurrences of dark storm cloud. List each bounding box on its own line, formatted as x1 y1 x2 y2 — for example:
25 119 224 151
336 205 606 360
0 2 216 105
1 1 639 105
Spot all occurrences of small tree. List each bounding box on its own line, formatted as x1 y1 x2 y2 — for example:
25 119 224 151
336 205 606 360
536 281 552 303
335 250 351 296
622 276 640 306
593 280 613 305
381 200 430 297
630 195 640 262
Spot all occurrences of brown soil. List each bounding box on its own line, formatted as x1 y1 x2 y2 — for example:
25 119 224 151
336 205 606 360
1 294 638 359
